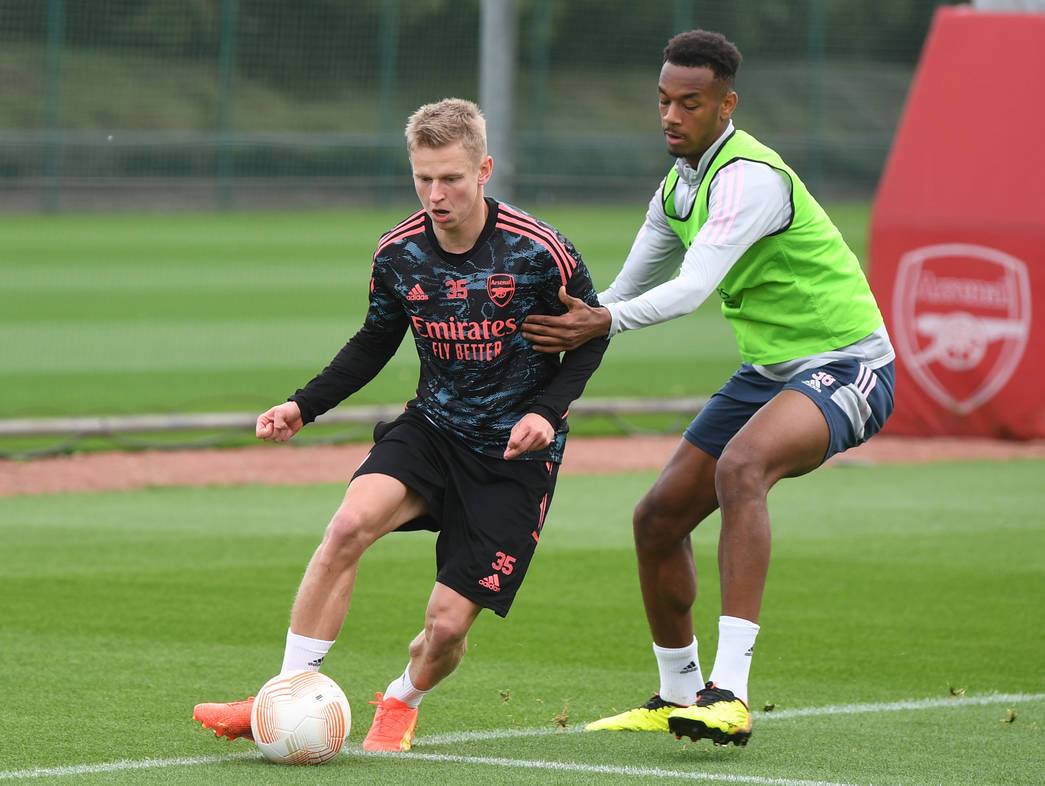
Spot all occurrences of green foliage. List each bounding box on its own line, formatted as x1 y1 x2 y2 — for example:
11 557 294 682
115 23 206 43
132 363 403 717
1 0 951 199
2 1 958 74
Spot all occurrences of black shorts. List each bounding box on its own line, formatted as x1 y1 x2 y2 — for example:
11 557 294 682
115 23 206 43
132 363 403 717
351 409 559 617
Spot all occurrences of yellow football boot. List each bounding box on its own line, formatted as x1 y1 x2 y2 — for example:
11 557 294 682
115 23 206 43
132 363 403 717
667 683 751 746
585 695 686 732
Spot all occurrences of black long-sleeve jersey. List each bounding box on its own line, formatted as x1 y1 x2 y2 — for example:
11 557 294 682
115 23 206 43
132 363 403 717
289 198 608 463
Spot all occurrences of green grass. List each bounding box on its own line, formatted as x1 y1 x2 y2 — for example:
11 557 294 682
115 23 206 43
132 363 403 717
0 201 870 424
1 461 1043 784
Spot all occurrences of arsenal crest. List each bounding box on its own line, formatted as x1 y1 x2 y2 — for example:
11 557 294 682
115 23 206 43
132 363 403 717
486 273 516 307
892 243 1031 415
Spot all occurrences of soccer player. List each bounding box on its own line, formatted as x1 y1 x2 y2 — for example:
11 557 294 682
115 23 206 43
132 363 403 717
521 30 895 747
194 98 607 752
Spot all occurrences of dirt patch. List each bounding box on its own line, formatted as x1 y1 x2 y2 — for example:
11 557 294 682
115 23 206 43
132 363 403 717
1 435 1043 498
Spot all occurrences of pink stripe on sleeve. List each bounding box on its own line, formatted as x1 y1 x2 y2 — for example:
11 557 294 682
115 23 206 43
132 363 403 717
709 163 746 245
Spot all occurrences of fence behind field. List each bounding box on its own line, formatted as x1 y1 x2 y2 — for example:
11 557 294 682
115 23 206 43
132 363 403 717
1 0 956 211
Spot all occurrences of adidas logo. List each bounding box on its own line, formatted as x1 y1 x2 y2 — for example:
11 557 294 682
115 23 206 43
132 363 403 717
744 646 754 657
406 283 428 301
802 371 836 393
307 656 325 668
478 573 501 592
680 661 699 674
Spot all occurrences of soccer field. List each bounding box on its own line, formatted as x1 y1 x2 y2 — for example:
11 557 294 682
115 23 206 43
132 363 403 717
0 202 869 421
1 460 1042 785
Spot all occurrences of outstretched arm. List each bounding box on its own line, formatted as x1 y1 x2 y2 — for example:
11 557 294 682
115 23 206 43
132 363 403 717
522 285 611 353
523 161 791 350
600 161 791 335
523 243 610 433
522 188 681 353
287 320 407 424
597 184 686 305
283 255 408 429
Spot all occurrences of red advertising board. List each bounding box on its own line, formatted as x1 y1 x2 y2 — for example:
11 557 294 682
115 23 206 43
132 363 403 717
869 7 1045 439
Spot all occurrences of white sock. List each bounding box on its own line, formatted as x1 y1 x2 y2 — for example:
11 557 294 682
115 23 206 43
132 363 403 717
707 616 760 704
383 666 429 708
281 629 334 673
653 637 702 706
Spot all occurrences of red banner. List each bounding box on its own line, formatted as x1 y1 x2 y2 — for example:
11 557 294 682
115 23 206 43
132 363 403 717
869 7 1045 439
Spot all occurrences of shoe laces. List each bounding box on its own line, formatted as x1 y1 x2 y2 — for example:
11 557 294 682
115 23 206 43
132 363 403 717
367 692 414 733
695 682 739 706
641 694 683 710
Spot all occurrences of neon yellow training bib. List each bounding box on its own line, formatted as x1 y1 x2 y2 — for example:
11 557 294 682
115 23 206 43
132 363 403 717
662 129 882 365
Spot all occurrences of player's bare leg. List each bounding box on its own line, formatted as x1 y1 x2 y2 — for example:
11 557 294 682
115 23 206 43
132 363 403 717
194 473 427 742
364 583 481 752
633 439 720 648
289 473 429 642
715 390 828 623
587 440 719 731
407 582 483 689
669 390 829 746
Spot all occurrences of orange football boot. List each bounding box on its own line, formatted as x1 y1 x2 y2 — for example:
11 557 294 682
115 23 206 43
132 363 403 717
362 693 419 752
193 696 256 741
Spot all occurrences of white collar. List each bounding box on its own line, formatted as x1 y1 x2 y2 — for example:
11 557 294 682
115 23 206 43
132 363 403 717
673 120 735 186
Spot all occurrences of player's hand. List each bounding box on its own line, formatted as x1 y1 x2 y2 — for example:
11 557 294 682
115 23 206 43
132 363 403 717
504 413 555 460
256 402 304 443
522 286 611 353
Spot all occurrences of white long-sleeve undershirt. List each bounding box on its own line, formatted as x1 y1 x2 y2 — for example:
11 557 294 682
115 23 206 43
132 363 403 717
598 124 894 374
599 131 792 336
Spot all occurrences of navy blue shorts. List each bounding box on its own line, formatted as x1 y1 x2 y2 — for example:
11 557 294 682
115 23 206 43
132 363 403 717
684 360 895 463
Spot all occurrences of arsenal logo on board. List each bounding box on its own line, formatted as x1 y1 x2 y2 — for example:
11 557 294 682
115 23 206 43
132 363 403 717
892 243 1031 415
486 273 516 307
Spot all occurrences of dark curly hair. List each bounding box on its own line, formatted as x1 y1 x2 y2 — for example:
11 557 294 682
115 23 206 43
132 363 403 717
663 30 742 85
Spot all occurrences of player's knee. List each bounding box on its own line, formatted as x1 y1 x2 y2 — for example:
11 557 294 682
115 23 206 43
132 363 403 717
715 445 768 503
633 493 687 553
424 614 469 655
321 505 378 562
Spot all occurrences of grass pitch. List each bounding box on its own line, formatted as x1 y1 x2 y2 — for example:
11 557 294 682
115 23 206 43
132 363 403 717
0 202 870 421
1 460 1042 784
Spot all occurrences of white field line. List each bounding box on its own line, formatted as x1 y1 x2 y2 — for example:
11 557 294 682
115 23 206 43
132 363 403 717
355 750 855 786
0 691 1041 781
0 750 851 786
0 753 256 781
417 691 1045 746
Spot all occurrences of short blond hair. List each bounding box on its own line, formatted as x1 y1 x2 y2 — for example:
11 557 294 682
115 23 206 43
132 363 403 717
405 98 487 162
